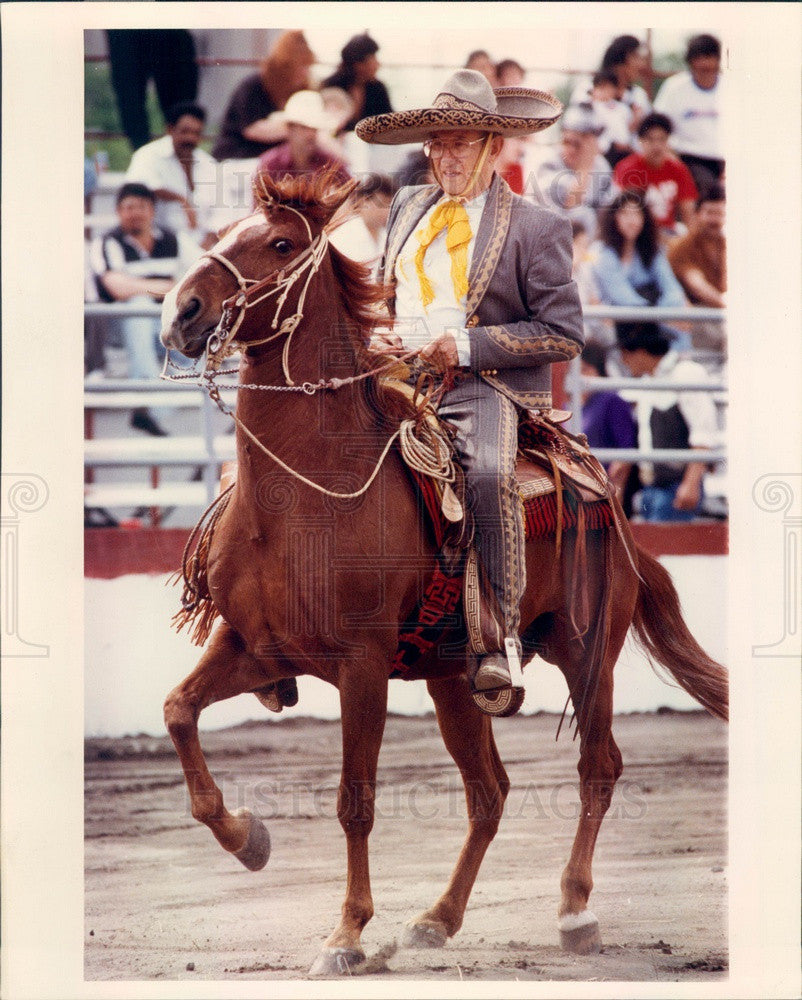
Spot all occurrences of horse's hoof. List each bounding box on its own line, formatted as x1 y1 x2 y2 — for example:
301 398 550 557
558 910 601 954
232 809 271 871
308 947 365 976
472 685 525 718
253 685 282 713
402 918 448 949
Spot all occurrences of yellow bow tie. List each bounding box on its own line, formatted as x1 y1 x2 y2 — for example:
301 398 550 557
414 200 471 309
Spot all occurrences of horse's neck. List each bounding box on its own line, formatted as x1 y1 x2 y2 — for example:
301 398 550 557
233 334 383 490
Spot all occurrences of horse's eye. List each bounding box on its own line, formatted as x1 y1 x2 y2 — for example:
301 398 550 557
273 239 294 256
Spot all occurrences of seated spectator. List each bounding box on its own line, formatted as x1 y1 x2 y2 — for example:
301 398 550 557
536 103 612 239
212 31 317 231
580 340 639 514
613 112 699 236
319 86 356 155
321 34 392 133
592 190 685 308
89 183 202 435
496 58 525 87
255 90 351 188
589 70 632 167
653 33 724 197
667 184 726 307
667 184 726 354
212 30 315 161
329 173 394 273
571 220 609 346
616 321 717 521
464 49 498 87
571 35 651 164
125 101 219 248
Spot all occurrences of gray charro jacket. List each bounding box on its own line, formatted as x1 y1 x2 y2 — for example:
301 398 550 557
379 172 585 410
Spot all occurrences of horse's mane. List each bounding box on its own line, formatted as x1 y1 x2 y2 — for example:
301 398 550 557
254 167 392 354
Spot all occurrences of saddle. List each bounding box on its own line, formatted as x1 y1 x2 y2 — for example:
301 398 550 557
394 400 618 670
173 381 621 681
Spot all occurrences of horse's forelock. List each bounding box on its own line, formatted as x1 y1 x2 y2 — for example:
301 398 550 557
254 168 356 228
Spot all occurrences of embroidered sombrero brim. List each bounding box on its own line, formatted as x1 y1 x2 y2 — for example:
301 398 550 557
356 86 563 145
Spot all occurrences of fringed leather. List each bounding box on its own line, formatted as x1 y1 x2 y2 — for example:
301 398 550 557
171 484 235 645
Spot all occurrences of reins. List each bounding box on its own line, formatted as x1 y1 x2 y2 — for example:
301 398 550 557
161 201 456 501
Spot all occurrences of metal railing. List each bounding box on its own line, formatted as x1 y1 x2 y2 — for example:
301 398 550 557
84 303 727 514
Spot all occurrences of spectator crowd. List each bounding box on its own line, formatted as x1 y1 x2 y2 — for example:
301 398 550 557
85 29 726 522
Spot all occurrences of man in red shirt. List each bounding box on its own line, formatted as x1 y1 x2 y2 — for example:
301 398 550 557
614 111 698 235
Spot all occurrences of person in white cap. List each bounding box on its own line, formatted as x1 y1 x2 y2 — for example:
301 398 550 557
356 70 584 700
535 103 613 240
255 90 351 186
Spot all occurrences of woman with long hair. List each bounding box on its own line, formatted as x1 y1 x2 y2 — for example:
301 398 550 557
212 30 316 161
321 33 392 133
592 190 685 308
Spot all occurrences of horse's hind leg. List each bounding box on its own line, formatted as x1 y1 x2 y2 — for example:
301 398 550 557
402 674 509 948
550 571 633 954
163 623 273 870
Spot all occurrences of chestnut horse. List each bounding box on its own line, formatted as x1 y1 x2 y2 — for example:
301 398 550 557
160 172 728 975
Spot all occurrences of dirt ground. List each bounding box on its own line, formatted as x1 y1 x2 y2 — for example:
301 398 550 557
85 710 728 985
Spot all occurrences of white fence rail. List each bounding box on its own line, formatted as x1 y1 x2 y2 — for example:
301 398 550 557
84 304 727 519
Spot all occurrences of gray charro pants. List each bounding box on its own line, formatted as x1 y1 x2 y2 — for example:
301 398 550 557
436 375 524 644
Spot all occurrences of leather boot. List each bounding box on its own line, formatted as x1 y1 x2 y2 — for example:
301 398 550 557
471 638 523 692
473 650 513 690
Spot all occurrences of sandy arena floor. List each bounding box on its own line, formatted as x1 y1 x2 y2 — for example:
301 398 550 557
84 710 727 984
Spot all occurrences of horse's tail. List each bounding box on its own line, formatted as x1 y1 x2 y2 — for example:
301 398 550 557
631 545 729 722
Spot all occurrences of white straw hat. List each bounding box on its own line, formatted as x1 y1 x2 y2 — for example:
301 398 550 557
278 90 335 132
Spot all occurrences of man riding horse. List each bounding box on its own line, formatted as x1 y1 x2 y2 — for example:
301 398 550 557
356 70 585 694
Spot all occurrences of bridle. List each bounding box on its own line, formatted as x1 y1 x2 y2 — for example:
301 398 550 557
203 202 330 386
160 199 455 500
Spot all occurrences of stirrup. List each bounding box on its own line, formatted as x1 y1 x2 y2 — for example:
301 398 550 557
470 638 525 718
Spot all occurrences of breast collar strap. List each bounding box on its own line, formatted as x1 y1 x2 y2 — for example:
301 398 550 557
202 206 329 385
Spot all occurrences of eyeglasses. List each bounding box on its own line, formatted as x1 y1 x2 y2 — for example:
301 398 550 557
422 137 486 159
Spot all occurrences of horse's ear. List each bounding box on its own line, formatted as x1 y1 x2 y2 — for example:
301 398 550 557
254 171 282 213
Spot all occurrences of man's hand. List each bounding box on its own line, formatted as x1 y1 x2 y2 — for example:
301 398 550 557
243 114 289 145
144 278 177 302
419 331 459 372
674 461 706 511
370 330 404 352
673 478 702 511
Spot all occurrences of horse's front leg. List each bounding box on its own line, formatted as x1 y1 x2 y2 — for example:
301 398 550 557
309 664 388 976
163 623 274 869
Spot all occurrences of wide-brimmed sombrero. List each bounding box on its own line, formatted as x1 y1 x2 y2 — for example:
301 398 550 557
355 69 563 145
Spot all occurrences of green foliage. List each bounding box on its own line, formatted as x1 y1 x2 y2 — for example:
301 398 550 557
84 61 167 170
651 50 685 101
554 78 574 110
85 62 120 132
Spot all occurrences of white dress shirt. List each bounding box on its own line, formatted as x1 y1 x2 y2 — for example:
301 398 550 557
125 135 220 239
393 189 488 364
